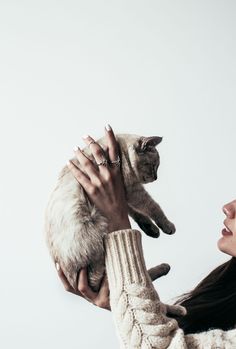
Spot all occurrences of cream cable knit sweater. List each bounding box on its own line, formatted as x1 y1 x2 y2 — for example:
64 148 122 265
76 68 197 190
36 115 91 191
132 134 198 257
103 229 236 349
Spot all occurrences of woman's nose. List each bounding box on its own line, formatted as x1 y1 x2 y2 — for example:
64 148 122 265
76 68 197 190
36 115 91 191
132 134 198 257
222 201 236 219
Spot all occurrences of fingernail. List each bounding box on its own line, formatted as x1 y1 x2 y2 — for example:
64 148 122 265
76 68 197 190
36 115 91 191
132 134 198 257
82 134 89 139
73 146 79 152
66 160 71 167
105 124 111 131
55 262 60 271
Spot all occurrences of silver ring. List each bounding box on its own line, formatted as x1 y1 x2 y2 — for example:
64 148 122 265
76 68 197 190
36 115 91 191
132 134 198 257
96 156 109 167
110 155 121 167
88 140 96 148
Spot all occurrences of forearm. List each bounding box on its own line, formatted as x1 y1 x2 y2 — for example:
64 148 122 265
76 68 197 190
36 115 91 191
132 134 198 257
103 229 181 349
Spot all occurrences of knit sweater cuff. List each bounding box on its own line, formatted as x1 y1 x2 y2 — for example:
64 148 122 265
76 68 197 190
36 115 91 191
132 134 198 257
103 229 154 290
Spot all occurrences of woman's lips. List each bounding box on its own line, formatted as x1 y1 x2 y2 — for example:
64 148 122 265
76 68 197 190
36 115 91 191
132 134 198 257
222 228 233 236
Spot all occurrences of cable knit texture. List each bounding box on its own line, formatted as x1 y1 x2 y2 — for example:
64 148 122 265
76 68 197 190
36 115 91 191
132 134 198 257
103 229 236 349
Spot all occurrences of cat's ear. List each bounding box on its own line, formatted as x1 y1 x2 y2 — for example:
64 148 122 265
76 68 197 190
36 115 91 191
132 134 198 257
138 136 162 152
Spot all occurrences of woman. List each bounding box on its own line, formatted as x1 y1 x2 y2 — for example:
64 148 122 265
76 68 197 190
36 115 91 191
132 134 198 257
57 124 236 348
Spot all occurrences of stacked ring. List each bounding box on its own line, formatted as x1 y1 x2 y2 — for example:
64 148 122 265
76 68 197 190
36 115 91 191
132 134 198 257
110 155 121 167
97 158 109 167
88 139 120 168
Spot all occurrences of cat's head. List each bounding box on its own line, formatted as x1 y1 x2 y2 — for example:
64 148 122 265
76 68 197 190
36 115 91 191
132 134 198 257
116 134 163 184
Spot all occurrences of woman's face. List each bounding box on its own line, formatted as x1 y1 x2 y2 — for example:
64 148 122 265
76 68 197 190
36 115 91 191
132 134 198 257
217 199 236 257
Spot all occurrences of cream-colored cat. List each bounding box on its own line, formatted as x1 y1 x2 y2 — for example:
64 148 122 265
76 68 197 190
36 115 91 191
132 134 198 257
44 134 175 292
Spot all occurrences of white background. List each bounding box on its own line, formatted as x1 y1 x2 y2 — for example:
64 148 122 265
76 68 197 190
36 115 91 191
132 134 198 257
1 1 236 348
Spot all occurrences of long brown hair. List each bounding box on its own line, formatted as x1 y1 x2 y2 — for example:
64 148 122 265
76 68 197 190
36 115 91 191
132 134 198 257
171 257 236 334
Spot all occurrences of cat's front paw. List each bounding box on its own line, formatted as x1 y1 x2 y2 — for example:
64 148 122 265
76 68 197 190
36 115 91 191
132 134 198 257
160 220 176 235
138 221 160 238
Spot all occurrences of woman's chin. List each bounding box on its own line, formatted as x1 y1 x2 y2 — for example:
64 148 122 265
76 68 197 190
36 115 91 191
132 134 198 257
217 237 225 251
217 236 235 257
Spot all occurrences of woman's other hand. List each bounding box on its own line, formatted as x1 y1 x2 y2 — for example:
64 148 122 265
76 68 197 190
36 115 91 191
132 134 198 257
56 264 111 311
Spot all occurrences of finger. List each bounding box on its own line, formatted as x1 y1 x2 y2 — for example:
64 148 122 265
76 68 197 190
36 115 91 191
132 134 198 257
56 263 77 294
73 146 101 184
147 263 170 281
98 272 110 299
78 268 98 302
82 135 110 176
67 160 94 193
95 273 111 311
104 124 120 162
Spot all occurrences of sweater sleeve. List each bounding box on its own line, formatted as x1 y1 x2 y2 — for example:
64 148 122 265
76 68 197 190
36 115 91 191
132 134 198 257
103 229 236 349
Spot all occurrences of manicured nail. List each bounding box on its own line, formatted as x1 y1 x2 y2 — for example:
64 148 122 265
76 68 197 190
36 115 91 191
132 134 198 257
73 146 79 152
55 263 60 271
66 160 71 167
82 134 89 139
105 124 111 131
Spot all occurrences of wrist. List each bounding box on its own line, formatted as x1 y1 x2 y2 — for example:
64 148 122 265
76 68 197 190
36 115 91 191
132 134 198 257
108 216 131 233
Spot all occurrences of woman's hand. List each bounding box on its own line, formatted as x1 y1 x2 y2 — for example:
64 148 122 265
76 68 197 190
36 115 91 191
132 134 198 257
56 264 111 311
67 124 131 232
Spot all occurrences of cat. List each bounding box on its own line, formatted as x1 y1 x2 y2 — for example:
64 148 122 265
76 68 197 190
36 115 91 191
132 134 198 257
44 133 176 292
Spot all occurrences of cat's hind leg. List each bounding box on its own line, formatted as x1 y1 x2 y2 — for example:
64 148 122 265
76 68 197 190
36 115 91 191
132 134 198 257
128 205 160 238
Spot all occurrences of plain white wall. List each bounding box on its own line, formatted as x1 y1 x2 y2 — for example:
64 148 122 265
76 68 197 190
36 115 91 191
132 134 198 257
1 0 236 348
